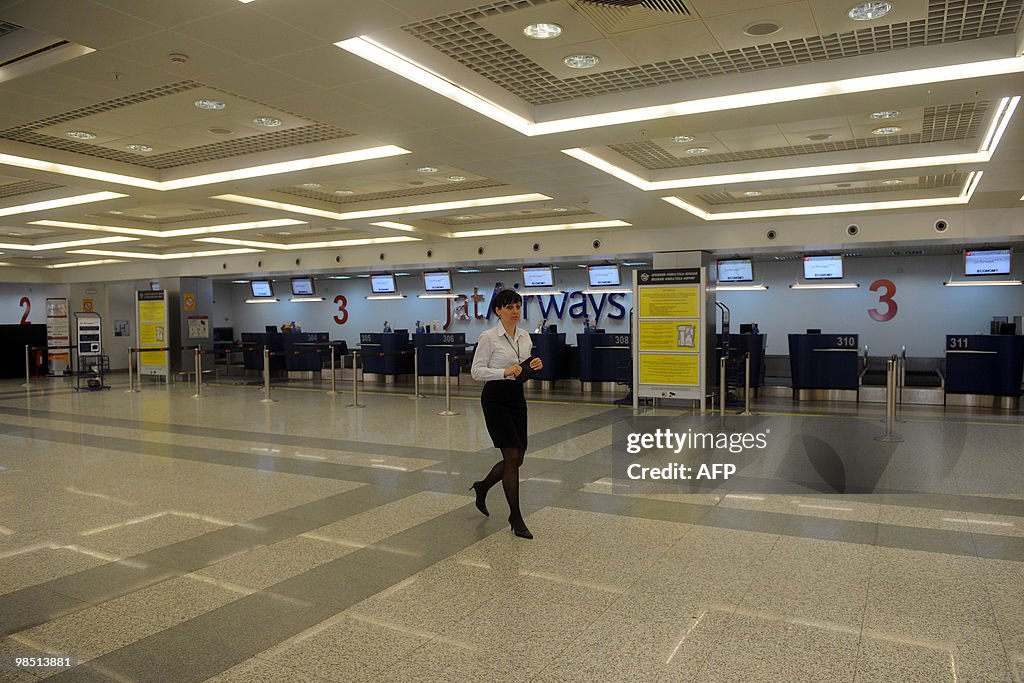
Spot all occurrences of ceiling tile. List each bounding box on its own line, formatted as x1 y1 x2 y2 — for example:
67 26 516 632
810 0 929 37
1 0 162 49
91 0 238 29
253 0 411 41
102 30 249 77
174 6 321 61
202 64 319 102
475 2 605 57
711 125 792 151
609 20 721 65
528 38 635 79
702 1 817 52
688 0 806 19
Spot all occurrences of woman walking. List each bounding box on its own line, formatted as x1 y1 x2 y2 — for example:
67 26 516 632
470 289 543 539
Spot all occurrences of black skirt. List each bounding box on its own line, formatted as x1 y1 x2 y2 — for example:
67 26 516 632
481 380 528 450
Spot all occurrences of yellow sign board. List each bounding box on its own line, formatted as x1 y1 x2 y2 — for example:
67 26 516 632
639 321 699 351
638 353 700 385
138 301 164 324
639 287 698 318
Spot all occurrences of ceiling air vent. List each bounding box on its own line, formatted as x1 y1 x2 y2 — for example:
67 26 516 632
582 0 691 13
0 24 93 84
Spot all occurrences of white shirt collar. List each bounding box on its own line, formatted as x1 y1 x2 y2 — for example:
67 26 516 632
494 323 525 341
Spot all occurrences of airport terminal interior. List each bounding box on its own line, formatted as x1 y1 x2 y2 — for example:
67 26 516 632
0 0 1023 681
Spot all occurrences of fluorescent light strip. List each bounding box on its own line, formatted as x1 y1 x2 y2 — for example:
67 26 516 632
663 172 983 220
579 289 632 294
943 279 1022 286
212 192 550 221
417 293 461 299
449 220 629 238
717 285 770 291
980 96 1019 151
0 147 409 191
365 294 406 300
369 221 417 232
245 298 279 303
789 283 860 289
69 248 261 260
0 192 128 217
196 236 419 250
47 259 127 269
29 218 306 238
521 290 564 296
289 296 326 302
0 236 137 251
337 37 1024 136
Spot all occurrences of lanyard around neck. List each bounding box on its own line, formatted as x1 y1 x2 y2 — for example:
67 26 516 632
503 331 521 361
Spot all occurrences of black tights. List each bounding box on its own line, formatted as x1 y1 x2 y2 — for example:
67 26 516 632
480 447 525 521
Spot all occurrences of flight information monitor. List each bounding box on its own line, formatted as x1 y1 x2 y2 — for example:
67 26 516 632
250 280 274 297
964 249 1011 276
803 255 843 280
522 266 554 288
423 271 453 291
717 259 754 282
587 264 621 287
370 274 397 293
290 277 314 295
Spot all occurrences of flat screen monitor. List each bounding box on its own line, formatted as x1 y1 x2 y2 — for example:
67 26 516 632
964 248 1011 276
265 325 277 334
290 277 315 296
370 274 397 293
803 255 843 280
250 280 274 298
587 264 620 287
522 266 553 288
717 258 754 282
423 270 452 292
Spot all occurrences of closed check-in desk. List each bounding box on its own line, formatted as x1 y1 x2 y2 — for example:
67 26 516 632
945 334 1024 410
788 333 860 401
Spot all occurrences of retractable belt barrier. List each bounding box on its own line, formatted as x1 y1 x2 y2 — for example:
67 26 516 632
22 344 78 389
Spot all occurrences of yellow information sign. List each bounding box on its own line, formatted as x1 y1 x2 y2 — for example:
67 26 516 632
639 321 699 351
139 301 164 324
639 287 698 318
638 353 700 385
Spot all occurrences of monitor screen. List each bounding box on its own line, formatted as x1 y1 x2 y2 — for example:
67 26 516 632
717 259 754 282
250 280 274 297
587 264 621 287
522 266 554 288
803 255 843 280
423 271 452 291
370 274 397 293
290 277 315 295
964 248 1011 276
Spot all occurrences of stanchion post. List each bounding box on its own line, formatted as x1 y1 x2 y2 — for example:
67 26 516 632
718 356 727 426
438 352 459 416
348 350 365 407
411 348 425 399
126 348 137 393
192 347 203 399
22 344 30 388
875 355 904 442
326 344 338 395
259 346 276 403
739 352 755 416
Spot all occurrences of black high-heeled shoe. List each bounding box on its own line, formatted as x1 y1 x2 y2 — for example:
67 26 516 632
509 515 533 539
470 481 489 517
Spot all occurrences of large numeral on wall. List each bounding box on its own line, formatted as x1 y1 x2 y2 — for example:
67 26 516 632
333 294 348 325
868 279 897 322
19 296 30 324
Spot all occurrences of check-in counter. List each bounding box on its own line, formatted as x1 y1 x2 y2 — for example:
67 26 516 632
413 332 465 377
529 332 570 385
945 334 1024 410
284 332 329 373
788 333 860 401
241 332 284 372
359 331 414 378
577 332 631 386
717 334 767 391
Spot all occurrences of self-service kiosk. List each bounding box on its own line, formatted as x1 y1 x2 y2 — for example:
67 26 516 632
74 311 109 390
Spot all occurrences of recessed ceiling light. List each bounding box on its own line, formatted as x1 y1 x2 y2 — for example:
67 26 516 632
563 54 599 69
447 175 466 181
66 131 96 140
686 147 710 154
872 126 902 135
457 268 481 273
806 133 832 141
871 110 900 119
277 231 292 235
743 21 782 37
523 23 562 39
416 166 438 173
743 191 763 197
671 135 695 143
252 116 282 127
848 1 893 21
551 207 568 212
300 183 322 189
126 144 153 152
455 216 474 220
208 127 233 135
140 214 156 219
194 99 225 110
882 178 905 185
108 210 124 215
334 190 355 195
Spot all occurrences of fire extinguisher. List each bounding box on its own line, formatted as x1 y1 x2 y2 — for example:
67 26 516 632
33 349 44 376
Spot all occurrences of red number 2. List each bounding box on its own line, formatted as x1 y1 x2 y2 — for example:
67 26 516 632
19 296 30 324
333 294 348 325
868 279 897 322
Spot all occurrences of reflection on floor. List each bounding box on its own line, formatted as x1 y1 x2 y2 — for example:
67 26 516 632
0 375 1021 682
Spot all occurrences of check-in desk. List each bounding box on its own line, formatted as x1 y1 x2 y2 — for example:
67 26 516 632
788 333 860 401
241 332 284 372
577 332 631 391
530 332 570 387
359 331 414 381
717 334 767 394
413 333 465 378
284 332 330 376
945 334 1024 410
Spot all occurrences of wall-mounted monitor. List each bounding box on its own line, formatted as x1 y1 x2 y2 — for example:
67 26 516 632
370 273 397 293
250 280 274 298
290 277 315 296
964 248 1011 276
423 270 452 292
522 266 554 288
717 258 754 282
587 264 621 287
803 255 843 280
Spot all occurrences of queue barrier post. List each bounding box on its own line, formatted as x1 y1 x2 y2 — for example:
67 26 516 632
126 348 139 393
739 352 755 416
348 350 365 408
259 346 276 403
192 347 203 399
438 352 459 416
875 355 904 443
326 344 338 395
718 356 727 427
411 348 425 399
22 345 30 388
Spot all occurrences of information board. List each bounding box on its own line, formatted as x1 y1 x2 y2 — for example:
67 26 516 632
136 290 168 376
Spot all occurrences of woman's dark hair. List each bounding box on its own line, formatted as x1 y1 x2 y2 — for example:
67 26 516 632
492 288 523 312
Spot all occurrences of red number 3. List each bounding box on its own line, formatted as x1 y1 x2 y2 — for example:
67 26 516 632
868 279 897 322
333 294 348 325
19 296 30 324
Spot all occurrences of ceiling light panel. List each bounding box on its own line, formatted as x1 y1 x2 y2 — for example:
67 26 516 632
0 192 128 217
211 193 551 221
449 220 629 238
69 248 262 260
29 218 306 239
0 236 137 251
195 236 420 250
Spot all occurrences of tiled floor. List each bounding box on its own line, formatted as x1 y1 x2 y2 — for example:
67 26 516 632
0 376 1021 682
